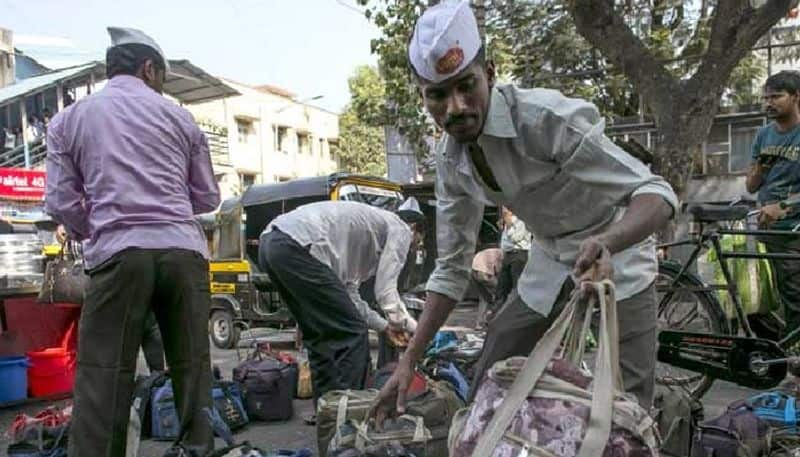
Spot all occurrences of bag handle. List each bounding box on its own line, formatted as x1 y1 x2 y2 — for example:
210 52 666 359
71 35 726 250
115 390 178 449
471 280 620 457
352 415 427 452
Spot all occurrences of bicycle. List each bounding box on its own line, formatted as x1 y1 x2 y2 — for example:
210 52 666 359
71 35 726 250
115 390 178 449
655 197 800 398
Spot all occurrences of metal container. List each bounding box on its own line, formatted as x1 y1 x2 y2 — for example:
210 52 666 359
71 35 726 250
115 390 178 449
0 234 44 275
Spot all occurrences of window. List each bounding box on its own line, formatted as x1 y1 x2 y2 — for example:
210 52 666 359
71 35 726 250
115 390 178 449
276 126 288 153
328 139 338 162
338 184 403 211
236 118 255 144
319 138 325 158
298 133 310 155
239 173 256 191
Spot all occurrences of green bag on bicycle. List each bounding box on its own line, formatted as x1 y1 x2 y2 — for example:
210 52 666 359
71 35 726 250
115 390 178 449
706 233 779 318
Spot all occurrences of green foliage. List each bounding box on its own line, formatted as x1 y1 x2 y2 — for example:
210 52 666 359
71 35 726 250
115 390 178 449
333 65 387 176
361 0 791 151
363 0 433 160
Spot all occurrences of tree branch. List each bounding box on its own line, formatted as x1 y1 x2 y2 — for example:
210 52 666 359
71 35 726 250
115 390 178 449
690 0 797 93
567 0 677 114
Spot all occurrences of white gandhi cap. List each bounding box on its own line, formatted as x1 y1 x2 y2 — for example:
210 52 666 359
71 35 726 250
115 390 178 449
107 27 170 72
408 0 481 83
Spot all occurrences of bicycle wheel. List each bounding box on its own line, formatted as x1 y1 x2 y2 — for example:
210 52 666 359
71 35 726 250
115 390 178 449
656 260 731 399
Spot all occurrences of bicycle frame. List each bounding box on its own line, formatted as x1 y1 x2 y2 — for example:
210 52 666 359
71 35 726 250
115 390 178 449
658 220 800 351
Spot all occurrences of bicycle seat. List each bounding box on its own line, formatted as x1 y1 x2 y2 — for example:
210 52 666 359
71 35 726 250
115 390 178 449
687 204 750 222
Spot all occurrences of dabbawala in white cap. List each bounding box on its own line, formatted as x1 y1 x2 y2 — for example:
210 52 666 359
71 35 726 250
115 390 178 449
107 26 170 72
408 0 481 83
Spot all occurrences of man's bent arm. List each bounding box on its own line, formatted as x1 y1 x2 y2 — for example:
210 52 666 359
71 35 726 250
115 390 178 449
746 163 766 194
400 292 457 363
45 117 89 240
598 193 672 255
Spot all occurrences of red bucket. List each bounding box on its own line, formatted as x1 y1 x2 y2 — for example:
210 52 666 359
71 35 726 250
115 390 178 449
26 322 77 397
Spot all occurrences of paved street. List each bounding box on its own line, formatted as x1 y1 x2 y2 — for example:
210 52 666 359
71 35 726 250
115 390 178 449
0 304 760 456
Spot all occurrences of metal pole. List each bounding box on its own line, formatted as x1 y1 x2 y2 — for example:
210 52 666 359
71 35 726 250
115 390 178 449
19 100 29 168
56 84 64 111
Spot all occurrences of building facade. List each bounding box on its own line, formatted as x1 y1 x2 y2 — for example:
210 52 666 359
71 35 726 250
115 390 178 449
187 79 339 199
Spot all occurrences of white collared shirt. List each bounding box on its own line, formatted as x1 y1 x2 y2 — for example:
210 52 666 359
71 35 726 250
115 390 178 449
426 84 678 315
267 201 416 332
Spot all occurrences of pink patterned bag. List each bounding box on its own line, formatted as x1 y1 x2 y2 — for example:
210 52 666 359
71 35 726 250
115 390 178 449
448 281 659 457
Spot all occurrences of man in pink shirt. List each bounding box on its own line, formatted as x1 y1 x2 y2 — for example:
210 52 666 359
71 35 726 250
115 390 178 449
45 27 220 456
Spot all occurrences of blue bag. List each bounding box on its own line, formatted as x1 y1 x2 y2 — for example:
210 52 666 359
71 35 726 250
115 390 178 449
430 360 470 402
425 331 458 357
151 379 180 441
212 380 249 431
732 391 799 428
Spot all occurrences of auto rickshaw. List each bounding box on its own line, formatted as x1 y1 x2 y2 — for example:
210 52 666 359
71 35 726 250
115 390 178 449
205 172 406 349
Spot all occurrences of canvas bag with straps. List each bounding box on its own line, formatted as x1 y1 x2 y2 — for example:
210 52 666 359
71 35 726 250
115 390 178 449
458 280 657 457
328 414 432 455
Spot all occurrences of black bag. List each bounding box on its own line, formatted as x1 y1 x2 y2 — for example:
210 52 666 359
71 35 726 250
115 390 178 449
692 405 772 457
212 380 249 431
233 354 295 421
37 241 88 305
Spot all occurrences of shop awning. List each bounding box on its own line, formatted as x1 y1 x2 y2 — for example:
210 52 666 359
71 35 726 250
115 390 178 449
164 60 240 105
0 59 239 110
0 62 105 111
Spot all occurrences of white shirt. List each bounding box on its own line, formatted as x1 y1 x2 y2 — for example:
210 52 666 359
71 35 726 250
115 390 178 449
266 201 417 332
500 215 532 252
426 84 678 316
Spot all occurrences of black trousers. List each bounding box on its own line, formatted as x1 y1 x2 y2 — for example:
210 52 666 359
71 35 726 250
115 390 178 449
761 236 800 336
68 249 213 457
496 249 528 308
260 230 370 403
142 311 165 373
469 281 657 408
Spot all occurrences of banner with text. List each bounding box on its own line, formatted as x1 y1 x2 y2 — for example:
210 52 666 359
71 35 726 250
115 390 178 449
0 168 46 201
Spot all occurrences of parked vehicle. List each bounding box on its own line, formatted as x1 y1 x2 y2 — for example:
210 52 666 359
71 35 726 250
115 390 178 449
205 173 406 349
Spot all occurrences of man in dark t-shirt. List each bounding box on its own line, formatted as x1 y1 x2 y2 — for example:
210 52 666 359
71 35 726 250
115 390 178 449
747 71 800 344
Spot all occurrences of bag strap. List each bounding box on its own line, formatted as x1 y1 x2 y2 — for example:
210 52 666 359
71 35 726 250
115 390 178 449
336 393 350 430
472 280 620 457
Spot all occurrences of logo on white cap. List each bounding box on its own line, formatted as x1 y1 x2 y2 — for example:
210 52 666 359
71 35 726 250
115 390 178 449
409 0 481 83
436 46 465 75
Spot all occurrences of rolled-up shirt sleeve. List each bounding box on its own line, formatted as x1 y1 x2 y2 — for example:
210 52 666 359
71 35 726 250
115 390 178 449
426 145 485 301
533 95 678 216
45 117 90 240
374 223 416 332
188 127 221 214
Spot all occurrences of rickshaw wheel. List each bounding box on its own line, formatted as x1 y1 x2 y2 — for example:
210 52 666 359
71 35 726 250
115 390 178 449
210 309 241 349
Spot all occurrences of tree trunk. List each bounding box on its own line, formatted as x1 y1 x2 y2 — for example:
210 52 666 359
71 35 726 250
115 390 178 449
649 83 726 197
567 0 798 199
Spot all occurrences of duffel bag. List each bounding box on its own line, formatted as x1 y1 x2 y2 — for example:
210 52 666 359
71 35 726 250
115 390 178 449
151 379 180 440
770 426 800 457
317 389 379 457
692 405 771 457
653 384 703 457
233 354 294 422
449 280 659 457
731 391 800 428
405 380 464 457
328 415 432 457
212 380 249 431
